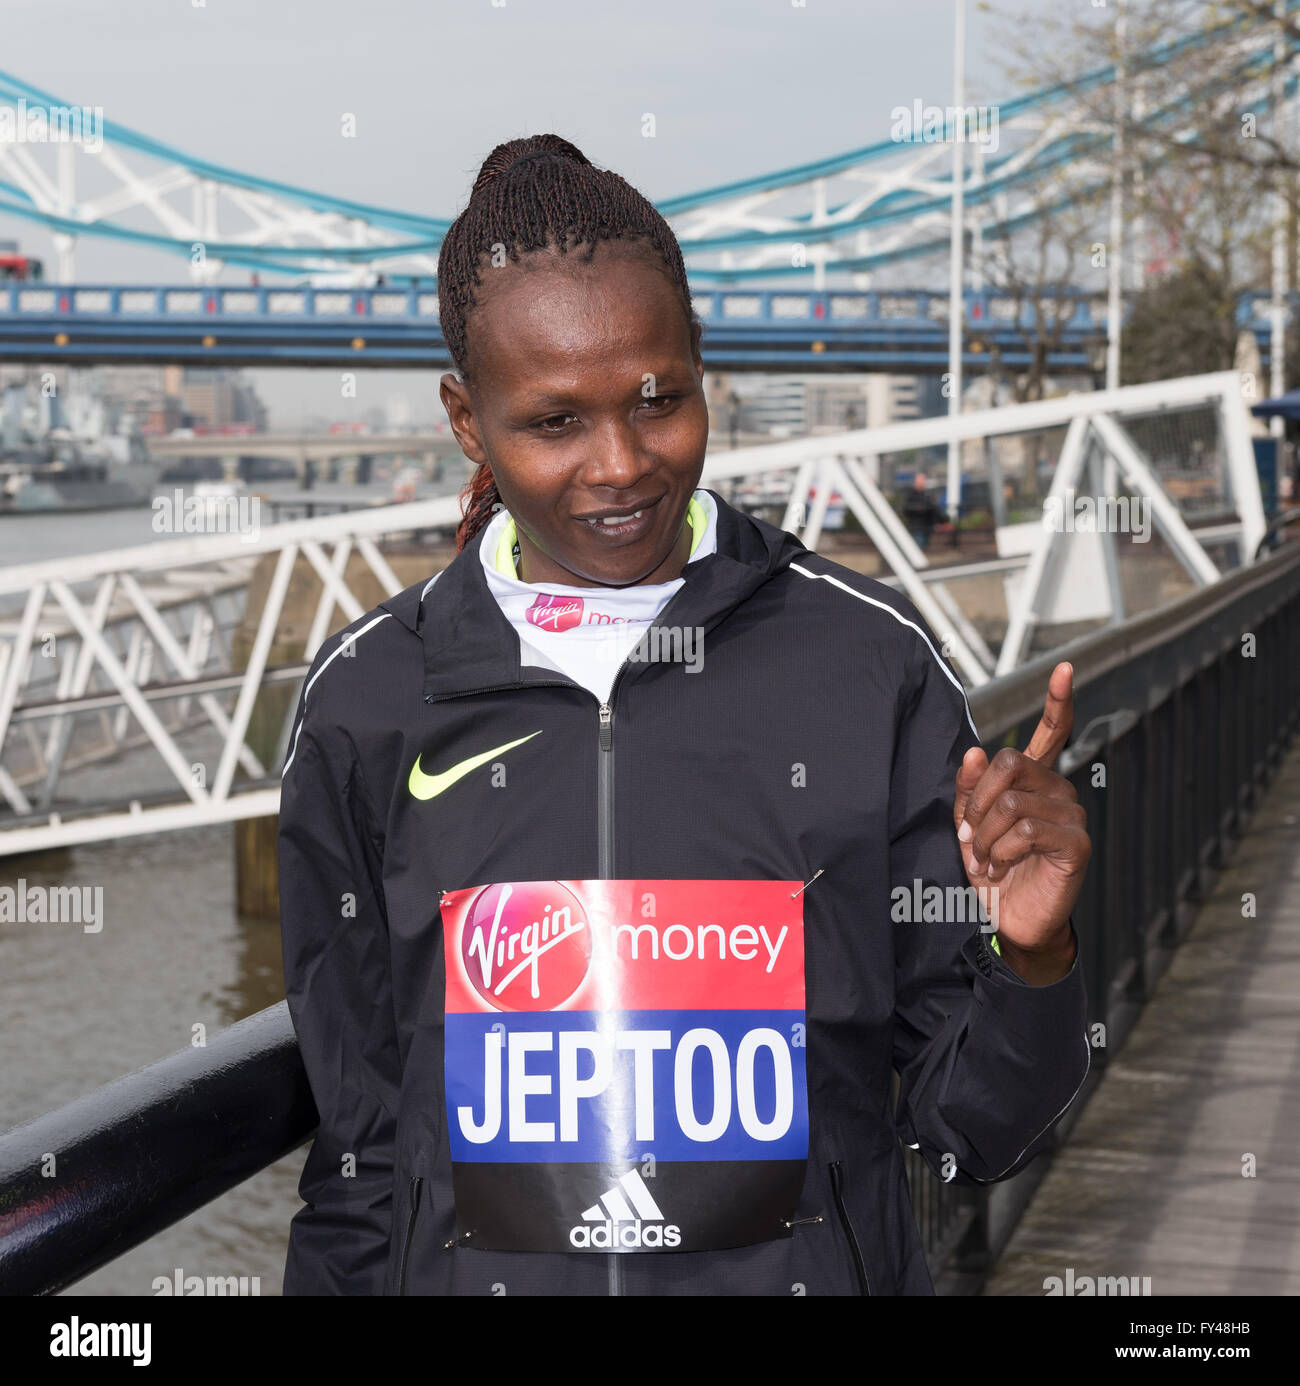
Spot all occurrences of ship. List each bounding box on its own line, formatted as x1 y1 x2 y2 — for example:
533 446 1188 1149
0 379 159 514
0 437 159 514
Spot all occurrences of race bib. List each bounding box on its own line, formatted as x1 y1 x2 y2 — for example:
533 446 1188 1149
440 879 808 1253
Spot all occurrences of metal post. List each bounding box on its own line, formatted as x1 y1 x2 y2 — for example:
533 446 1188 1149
946 0 967 524
996 416 1091 675
1270 0 1288 441
1106 0 1126 393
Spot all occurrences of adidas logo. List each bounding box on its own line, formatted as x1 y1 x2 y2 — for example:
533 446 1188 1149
567 1170 682 1250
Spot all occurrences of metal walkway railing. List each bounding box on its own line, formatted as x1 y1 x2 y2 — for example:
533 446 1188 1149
2 541 1296 1294
0 372 1266 858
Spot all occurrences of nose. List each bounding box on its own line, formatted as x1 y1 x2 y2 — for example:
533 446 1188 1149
579 415 655 494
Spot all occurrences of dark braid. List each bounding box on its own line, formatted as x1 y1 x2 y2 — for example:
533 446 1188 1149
439 134 701 551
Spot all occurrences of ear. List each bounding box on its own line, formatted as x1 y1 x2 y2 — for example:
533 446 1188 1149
439 372 487 465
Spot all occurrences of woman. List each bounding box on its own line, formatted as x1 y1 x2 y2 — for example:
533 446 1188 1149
278 135 1091 1297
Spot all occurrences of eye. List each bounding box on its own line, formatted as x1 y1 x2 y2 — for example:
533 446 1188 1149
639 393 678 410
535 413 576 433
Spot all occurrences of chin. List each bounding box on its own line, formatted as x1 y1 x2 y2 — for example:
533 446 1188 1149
579 559 657 588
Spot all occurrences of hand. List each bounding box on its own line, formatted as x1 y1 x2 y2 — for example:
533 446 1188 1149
952 662 1090 984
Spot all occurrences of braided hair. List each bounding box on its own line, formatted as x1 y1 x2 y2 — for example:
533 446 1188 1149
438 134 701 551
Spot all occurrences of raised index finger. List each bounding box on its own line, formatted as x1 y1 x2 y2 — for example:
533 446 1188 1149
1023 661 1075 765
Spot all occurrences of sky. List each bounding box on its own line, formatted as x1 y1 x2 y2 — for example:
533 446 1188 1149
0 0 1052 425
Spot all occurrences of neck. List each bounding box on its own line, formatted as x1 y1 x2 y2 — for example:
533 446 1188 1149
517 516 693 587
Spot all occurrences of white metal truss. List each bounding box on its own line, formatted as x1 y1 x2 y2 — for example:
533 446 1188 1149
666 23 1290 289
0 501 432 854
0 81 442 284
699 369 1261 678
993 410 1226 674
0 11 1288 286
0 370 1265 856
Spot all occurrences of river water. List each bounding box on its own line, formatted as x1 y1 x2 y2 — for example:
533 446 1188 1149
2 824 304 1296
0 476 459 568
0 482 468 1296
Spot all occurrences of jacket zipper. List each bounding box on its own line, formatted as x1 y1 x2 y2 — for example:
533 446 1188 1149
828 1161 871 1296
593 591 694 1297
428 589 696 1299
397 1174 423 1296
598 665 627 1300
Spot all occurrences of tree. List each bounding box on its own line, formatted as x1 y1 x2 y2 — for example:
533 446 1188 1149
970 194 1110 403
986 0 1289 384
1122 262 1239 381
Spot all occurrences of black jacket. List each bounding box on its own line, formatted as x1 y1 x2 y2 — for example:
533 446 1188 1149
902 490 943 529
278 489 1090 1296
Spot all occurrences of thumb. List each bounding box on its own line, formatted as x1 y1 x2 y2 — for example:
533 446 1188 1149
953 745 987 832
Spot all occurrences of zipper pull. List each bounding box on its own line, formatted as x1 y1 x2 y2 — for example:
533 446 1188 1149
598 702 613 751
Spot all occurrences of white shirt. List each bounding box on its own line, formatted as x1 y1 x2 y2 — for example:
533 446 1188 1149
478 489 718 705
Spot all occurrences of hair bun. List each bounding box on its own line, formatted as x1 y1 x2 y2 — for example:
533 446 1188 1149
471 134 592 198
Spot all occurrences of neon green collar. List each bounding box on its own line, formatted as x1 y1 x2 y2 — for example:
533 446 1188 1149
492 494 708 579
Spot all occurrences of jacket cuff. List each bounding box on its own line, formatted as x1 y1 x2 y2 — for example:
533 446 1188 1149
967 918 1082 995
957 920 1090 1168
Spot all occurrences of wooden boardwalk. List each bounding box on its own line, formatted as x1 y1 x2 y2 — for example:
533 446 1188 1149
984 737 1300 1296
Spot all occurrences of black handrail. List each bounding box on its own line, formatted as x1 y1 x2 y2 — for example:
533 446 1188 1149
904 542 1300 1288
3 545 1299 1295
0 1004 314 1296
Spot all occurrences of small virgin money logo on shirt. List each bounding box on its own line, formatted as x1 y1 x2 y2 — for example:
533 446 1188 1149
526 593 584 632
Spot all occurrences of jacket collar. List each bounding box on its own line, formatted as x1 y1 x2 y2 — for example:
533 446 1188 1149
384 488 807 703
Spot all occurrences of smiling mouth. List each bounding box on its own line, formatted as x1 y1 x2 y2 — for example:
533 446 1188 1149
576 495 663 528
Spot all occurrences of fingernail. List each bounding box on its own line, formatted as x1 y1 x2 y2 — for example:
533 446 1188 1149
957 820 972 842
969 852 983 873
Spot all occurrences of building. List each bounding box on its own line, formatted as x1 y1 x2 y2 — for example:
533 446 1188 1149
740 376 808 437
805 378 870 433
177 368 269 431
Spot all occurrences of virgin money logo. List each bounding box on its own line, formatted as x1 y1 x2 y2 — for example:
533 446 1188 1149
526 593 584 632
461 881 591 1011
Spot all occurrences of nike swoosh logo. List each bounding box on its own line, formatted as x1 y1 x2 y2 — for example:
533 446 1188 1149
408 730 543 801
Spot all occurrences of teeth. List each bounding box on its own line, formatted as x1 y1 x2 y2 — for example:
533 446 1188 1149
587 510 644 526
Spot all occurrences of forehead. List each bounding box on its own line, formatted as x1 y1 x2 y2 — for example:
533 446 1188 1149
467 244 690 387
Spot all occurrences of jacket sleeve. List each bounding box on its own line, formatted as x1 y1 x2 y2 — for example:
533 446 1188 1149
278 663 402 1293
888 627 1091 1186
